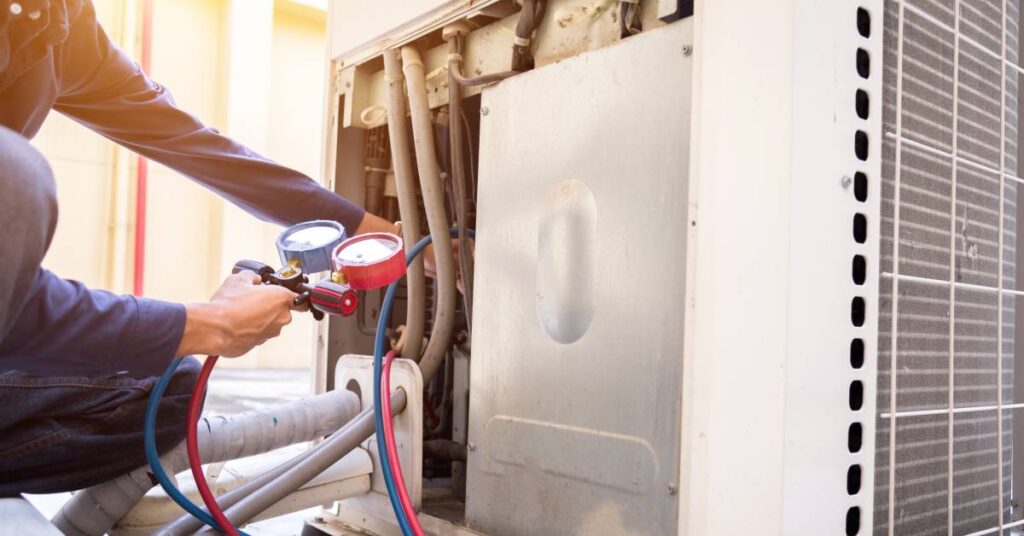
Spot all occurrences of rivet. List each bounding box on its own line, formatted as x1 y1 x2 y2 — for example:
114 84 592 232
468 442 477 451
28 10 40 20
841 175 853 189
10 3 23 15
480 107 489 116
667 483 678 495
682 45 693 56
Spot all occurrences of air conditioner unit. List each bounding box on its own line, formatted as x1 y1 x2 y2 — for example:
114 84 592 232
309 0 1021 534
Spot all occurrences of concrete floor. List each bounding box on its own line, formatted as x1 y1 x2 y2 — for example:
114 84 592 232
27 368 319 535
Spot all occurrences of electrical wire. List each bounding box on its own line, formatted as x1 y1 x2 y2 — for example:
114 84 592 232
187 355 242 536
144 358 251 536
447 35 474 335
381 350 425 536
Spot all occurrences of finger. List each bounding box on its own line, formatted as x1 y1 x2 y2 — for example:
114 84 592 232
266 285 298 304
233 270 261 285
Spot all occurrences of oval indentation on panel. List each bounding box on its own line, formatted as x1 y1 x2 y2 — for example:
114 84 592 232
484 415 658 494
536 180 597 344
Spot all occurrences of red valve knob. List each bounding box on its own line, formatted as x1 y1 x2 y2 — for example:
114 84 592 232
309 281 358 317
332 232 406 291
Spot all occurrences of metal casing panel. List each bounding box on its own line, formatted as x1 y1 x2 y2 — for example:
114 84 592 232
467 21 692 536
329 0 452 60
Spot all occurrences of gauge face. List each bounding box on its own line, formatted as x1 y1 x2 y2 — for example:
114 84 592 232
282 225 344 250
276 220 348 274
335 236 401 265
332 232 406 290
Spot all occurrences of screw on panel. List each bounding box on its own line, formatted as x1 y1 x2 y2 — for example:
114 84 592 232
667 484 678 495
841 175 853 189
468 442 477 451
480 107 490 116
682 45 693 56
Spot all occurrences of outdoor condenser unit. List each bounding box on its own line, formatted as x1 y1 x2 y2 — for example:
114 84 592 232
311 0 1024 534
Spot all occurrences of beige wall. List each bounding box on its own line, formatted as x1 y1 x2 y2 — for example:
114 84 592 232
34 0 328 369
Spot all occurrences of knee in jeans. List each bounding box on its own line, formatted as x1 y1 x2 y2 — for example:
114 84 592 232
0 126 56 210
165 356 202 397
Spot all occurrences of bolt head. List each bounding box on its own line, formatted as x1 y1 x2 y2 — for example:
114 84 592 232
480 107 490 116
682 45 693 56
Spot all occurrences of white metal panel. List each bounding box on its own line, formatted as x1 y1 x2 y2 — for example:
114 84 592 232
680 0 881 535
329 0 453 60
468 21 693 536
782 0 882 535
335 355 424 509
0 498 61 536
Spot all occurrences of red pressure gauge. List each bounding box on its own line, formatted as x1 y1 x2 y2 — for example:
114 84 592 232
332 232 406 291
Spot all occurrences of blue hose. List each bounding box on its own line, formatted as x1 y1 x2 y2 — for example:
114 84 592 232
144 357 251 535
142 229 472 535
374 229 474 536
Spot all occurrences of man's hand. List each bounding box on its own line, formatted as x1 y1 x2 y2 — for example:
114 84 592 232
176 271 295 357
422 239 475 292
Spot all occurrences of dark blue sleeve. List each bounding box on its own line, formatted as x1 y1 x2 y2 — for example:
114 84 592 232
51 1 366 231
0 269 185 378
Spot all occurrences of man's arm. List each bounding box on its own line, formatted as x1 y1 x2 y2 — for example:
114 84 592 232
51 1 383 234
0 123 292 377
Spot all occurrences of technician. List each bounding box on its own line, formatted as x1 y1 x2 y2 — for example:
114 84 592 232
0 0 396 495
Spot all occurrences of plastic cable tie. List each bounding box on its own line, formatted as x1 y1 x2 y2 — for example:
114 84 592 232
513 36 531 47
447 53 464 64
621 0 640 4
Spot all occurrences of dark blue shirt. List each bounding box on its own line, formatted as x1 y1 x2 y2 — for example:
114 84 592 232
0 0 365 377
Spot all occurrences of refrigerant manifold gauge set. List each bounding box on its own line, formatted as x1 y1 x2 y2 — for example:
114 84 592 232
233 220 406 320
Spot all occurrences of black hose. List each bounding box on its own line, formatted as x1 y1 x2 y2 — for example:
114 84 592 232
512 0 546 72
619 0 643 38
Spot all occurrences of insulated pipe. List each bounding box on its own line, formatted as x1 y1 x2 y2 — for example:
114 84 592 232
383 49 426 361
51 389 360 536
174 390 408 533
402 45 458 383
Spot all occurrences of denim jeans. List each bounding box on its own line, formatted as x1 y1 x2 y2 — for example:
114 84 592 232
0 357 199 496
0 126 197 496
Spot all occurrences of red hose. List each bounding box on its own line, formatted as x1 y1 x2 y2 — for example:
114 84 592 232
381 350 424 536
187 355 240 536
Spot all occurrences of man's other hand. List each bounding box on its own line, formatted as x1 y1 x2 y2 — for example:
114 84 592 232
176 271 295 357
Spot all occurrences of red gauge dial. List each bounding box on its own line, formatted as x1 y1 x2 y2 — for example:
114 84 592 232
332 232 406 291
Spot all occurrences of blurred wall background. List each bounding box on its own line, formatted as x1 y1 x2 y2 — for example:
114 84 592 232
31 0 328 368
